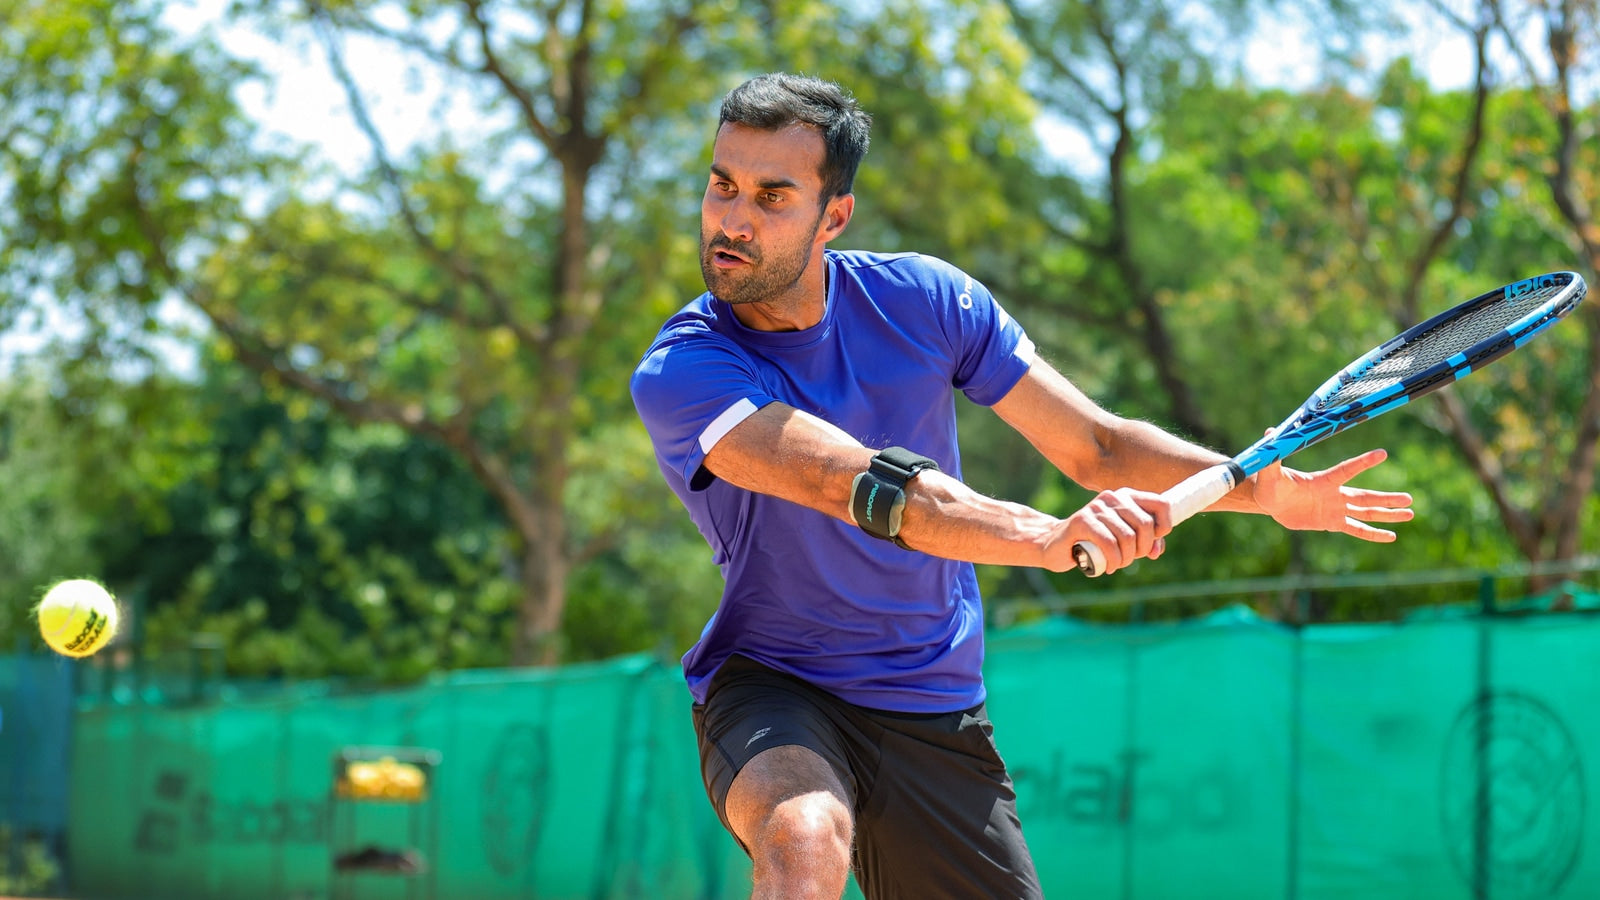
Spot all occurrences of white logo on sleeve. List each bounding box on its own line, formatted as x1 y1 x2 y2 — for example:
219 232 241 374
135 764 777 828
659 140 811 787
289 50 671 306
744 727 773 749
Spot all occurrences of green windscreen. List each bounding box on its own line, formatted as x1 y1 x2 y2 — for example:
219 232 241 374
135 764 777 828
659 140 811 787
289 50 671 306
54 606 1600 899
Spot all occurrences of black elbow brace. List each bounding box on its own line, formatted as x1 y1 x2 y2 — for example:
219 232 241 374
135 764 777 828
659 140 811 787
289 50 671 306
849 447 941 549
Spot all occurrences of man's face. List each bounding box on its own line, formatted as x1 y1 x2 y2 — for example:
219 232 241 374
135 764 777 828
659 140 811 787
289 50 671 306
700 122 832 306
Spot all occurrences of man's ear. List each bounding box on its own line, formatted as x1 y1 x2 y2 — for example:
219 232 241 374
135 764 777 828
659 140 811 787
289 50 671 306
820 193 854 242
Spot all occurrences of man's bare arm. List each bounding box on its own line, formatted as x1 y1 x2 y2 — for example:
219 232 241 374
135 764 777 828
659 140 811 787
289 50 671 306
991 358 1413 544
701 402 1136 571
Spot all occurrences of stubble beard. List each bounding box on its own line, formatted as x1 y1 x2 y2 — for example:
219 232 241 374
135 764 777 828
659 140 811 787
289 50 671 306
699 212 824 306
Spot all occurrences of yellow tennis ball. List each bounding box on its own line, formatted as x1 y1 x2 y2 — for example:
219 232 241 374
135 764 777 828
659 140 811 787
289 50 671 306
35 579 120 658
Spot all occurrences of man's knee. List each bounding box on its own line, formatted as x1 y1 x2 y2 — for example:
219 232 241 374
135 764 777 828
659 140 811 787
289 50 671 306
757 790 852 868
726 744 854 881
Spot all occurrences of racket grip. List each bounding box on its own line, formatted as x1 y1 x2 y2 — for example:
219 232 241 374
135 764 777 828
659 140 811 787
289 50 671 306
1165 462 1244 525
1074 462 1243 577
1071 542 1108 577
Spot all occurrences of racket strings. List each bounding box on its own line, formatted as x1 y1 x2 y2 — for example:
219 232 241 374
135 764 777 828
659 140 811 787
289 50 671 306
1322 282 1571 408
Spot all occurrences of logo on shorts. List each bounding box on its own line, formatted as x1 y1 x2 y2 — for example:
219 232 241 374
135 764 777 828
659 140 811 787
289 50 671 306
745 727 772 749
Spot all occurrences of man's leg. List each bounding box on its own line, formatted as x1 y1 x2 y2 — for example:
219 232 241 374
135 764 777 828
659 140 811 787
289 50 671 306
725 744 853 900
692 656 862 900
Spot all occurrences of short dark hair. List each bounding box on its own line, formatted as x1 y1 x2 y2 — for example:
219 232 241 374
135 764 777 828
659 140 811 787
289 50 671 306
718 73 872 200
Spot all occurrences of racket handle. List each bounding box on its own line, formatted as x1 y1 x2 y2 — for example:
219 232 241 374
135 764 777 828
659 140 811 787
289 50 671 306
1074 462 1244 577
1071 542 1109 577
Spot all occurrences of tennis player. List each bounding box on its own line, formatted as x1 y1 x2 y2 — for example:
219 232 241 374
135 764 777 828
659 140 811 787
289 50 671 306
630 72 1414 900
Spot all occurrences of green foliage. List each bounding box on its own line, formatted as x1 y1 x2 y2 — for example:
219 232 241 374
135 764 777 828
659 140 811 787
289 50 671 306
122 364 522 681
976 9 1599 610
1 344 217 651
0 344 523 679
0 372 100 643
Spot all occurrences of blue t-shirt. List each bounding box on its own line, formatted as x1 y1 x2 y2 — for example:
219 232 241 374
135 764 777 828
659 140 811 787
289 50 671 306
630 250 1035 713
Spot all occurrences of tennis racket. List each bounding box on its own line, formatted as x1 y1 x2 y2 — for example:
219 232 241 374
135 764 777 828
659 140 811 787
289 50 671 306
1075 270 1588 576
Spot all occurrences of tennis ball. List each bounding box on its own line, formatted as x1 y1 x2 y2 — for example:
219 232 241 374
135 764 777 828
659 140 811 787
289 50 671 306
35 579 120 658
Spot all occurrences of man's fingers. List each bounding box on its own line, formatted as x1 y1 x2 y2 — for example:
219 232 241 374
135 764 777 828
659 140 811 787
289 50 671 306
1342 518 1400 543
1322 447 1389 483
1075 488 1170 574
1347 502 1415 523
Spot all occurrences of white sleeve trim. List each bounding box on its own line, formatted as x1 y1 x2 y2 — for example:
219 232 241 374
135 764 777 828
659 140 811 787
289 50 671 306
698 397 760 455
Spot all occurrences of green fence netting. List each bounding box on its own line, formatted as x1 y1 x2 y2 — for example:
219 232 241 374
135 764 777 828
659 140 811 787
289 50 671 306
13 603 1599 899
0 655 74 836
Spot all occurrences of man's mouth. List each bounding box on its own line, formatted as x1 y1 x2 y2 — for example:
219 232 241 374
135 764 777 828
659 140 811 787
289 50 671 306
710 244 753 267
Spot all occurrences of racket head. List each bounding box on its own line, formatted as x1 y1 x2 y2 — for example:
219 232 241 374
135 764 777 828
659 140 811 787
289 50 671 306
1233 271 1587 476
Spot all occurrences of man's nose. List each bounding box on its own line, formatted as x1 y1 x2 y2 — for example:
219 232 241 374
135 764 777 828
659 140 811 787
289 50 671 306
717 195 755 243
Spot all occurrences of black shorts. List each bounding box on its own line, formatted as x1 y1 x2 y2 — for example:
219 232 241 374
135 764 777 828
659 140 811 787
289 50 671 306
691 655 1043 900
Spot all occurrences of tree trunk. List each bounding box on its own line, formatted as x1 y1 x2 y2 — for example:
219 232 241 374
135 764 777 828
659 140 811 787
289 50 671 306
515 500 571 666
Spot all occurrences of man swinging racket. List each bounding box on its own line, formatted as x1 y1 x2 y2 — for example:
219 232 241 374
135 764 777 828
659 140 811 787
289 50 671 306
630 72 1413 899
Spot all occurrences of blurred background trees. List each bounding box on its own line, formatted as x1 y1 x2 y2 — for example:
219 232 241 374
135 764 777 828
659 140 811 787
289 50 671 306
1 0 1595 676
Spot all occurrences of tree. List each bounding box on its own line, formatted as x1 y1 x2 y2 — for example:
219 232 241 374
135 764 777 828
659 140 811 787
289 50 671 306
1291 0 1600 581
991 0 1305 447
168 0 743 664
959 0 1598 618
0 0 1048 663
0 0 738 664
1476 0 1600 570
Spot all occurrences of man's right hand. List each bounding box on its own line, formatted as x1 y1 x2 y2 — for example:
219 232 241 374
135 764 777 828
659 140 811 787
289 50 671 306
1048 488 1172 575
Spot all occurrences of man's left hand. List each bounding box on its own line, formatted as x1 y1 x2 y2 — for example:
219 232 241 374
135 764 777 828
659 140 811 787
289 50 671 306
1253 448 1415 542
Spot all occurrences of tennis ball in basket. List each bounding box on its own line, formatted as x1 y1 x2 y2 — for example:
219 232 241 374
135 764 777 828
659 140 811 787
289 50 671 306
35 579 120 658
